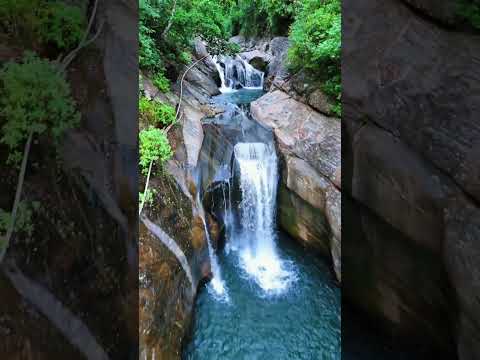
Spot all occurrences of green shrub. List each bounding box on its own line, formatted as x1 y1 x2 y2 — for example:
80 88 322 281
139 127 173 175
228 0 296 36
0 0 86 50
0 201 40 238
288 0 341 115
152 72 170 93
37 2 86 50
139 97 176 126
139 188 157 206
289 0 340 72
323 72 341 116
0 52 80 164
456 0 480 29
139 22 163 72
179 51 192 64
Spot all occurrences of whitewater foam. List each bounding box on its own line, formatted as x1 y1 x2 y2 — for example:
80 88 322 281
231 142 296 294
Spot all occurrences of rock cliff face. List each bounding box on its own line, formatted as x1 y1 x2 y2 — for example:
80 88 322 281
250 90 341 281
343 0 480 358
237 36 342 281
139 40 223 359
139 168 213 359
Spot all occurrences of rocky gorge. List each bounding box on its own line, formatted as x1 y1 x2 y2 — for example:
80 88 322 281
139 34 342 358
343 0 480 358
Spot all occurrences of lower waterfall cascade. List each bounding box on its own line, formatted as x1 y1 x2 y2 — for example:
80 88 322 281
180 54 436 360
182 57 341 359
228 142 296 293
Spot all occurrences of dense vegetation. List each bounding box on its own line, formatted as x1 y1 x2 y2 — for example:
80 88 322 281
0 0 86 51
139 0 341 180
289 0 341 115
228 0 297 36
0 0 86 255
1 53 80 164
140 0 341 115
456 0 480 29
139 126 173 175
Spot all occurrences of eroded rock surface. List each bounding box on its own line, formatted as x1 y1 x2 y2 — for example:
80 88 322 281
139 168 212 359
139 43 226 358
251 89 341 281
343 0 480 357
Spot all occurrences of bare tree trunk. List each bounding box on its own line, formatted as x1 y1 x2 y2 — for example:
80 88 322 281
161 0 177 40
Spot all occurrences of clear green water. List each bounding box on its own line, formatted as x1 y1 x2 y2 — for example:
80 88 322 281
185 88 438 359
183 233 341 360
213 89 265 105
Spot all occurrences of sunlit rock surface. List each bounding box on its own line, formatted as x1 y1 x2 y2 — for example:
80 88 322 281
251 89 341 282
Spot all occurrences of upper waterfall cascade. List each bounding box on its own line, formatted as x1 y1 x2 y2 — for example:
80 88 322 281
213 55 264 93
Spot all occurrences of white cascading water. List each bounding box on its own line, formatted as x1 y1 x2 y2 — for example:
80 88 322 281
196 194 228 300
230 143 295 293
213 55 264 93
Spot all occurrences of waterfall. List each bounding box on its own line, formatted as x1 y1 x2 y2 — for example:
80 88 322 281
213 55 264 93
229 143 295 293
195 194 228 300
213 56 230 93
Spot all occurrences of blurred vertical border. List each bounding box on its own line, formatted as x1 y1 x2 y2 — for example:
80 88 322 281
0 0 139 359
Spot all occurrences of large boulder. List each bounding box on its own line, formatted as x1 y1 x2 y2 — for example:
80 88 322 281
266 37 290 86
251 90 341 281
182 65 220 99
239 50 271 72
343 0 480 357
251 90 340 181
273 70 335 116
193 37 221 85
229 36 290 88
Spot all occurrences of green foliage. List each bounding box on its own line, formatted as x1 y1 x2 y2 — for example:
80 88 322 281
138 0 341 115
322 72 341 116
139 127 173 175
289 0 340 71
139 188 157 206
152 72 171 93
139 0 163 72
0 53 80 164
456 0 480 29
229 0 297 36
0 201 40 238
0 0 86 50
288 0 341 114
179 51 192 64
37 2 86 50
139 97 176 126
139 0 234 72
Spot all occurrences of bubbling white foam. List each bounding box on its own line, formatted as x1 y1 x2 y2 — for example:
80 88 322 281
232 143 296 294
